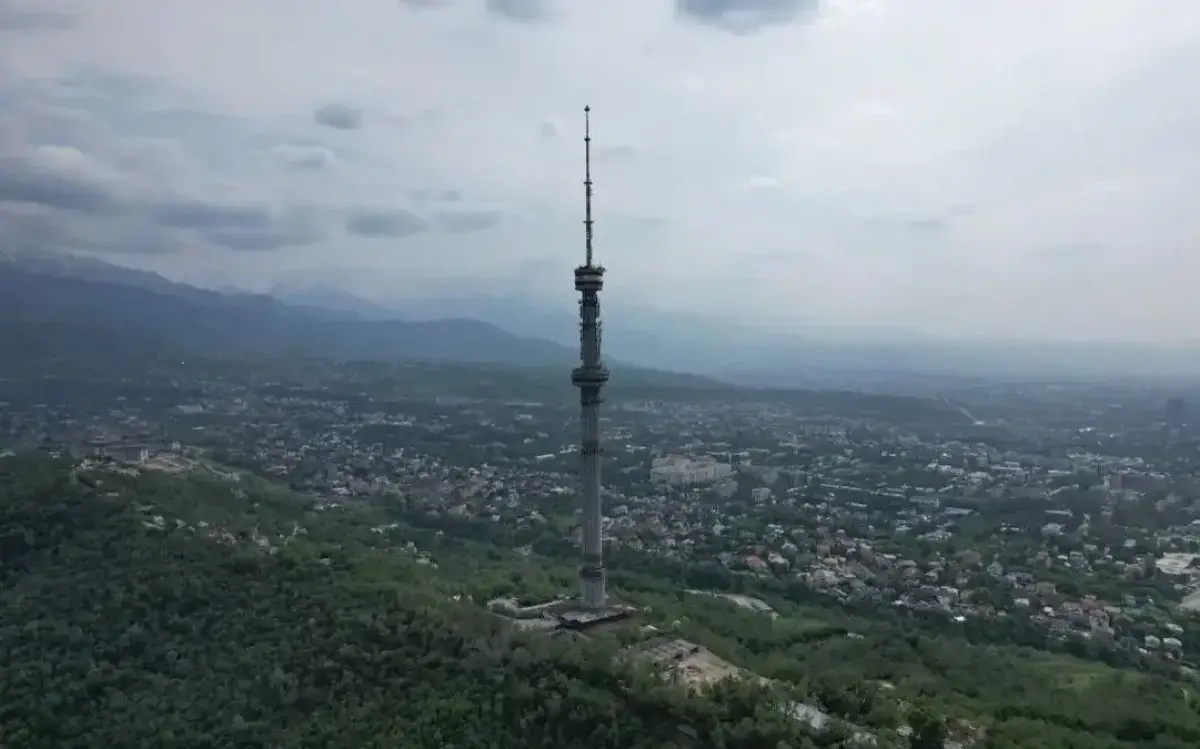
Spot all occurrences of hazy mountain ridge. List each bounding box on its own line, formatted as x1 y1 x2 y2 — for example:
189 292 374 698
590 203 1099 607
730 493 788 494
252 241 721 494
272 283 395 320
0 262 576 366
0 252 733 386
8 251 1196 383
0 248 358 321
273 289 788 375
0 253 975 425
0 247 217 302
311 289 1200 382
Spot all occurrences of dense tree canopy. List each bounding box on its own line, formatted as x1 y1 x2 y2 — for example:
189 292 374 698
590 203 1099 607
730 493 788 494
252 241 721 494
3 455 1200 748
0 456 829 748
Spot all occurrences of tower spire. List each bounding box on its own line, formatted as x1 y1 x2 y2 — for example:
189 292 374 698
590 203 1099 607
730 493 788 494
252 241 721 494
584 105 594 268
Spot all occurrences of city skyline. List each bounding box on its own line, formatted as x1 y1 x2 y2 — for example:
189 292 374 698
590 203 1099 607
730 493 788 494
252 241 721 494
1 1 1199 343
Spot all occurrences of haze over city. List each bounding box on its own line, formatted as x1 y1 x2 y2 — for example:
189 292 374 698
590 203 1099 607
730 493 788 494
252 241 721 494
1 0 1198 361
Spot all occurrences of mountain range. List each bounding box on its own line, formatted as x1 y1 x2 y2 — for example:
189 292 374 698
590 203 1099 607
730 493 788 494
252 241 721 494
0 251 985 429
5 249 1200 384
0 249 577 368
273 283 1200 385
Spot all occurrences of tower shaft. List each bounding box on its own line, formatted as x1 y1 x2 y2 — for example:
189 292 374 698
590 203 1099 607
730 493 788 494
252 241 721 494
572 106 608 611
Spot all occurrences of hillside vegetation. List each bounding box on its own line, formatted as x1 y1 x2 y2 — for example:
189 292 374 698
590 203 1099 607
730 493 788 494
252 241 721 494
0 456 831 748
4 456 1199 748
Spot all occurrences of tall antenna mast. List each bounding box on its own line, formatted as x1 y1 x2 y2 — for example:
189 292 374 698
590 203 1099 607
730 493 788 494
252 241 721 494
584 105 594 268
571 104 609 612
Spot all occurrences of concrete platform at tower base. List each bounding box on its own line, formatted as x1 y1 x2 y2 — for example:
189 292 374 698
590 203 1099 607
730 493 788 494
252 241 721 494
488 596 637 636
555 605 636 632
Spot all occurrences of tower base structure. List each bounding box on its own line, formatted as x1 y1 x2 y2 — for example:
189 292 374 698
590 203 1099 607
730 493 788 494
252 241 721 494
486 594 636 637
580 561 606 610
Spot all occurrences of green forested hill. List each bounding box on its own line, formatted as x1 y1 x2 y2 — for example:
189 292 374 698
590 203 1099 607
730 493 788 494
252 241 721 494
3 455 1200 748
0 456 822 749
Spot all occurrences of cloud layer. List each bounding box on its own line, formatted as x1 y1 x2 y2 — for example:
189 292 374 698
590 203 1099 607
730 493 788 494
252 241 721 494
1 0 1198 343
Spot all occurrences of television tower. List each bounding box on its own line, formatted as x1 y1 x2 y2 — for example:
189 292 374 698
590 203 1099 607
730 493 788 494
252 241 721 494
572 105 609 611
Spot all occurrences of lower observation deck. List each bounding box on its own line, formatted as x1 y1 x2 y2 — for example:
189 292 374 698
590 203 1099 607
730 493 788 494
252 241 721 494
571 365 610 387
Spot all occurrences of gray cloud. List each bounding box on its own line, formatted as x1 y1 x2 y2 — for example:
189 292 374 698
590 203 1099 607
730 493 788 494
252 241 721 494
537 121 558 140
411 188 463 203
597 145 637 162
0 207 176 255
1036 242 1109 261
434 209 503 234
0 154 122 215
144 200 325 251
313 104 363 131
0 87 478 254
5 0 1200 344
0 137 327 253
905 218 946 235
0 0 73 31
676 0 819 33
148 200 274 231
620 214 667 232
345 209 429 238
343 205 498 239
271 144 335 169
203 222 324 251
485 0 550 22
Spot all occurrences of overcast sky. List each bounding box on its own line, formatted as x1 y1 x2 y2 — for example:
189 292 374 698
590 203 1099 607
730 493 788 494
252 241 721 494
1 0 1198 344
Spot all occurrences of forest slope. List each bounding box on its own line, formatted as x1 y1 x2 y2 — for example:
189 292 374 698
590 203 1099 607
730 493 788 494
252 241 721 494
0 455 829 749
4 456 1200 748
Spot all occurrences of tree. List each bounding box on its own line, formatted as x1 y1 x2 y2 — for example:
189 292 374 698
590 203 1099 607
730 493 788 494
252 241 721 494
907 708 948 749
